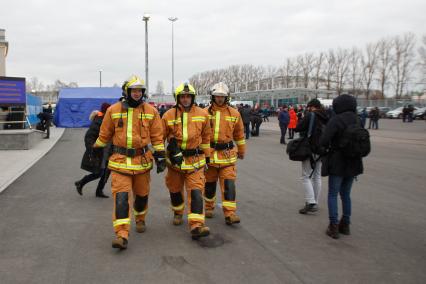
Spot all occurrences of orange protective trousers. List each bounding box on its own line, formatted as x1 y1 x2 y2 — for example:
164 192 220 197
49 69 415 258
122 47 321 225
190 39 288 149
111 171 150 240
204 165 237 217
165 167 206 230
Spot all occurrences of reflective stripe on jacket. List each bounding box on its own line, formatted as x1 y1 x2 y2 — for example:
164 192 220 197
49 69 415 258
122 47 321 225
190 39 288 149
205 104 246 167
162 105 211 172
95 101 164 175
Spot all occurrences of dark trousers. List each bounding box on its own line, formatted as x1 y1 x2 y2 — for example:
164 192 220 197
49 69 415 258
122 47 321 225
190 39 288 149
78 168 111 193
251 122 261 136
279 124 288 144
288 128 295 139
244 123 250 139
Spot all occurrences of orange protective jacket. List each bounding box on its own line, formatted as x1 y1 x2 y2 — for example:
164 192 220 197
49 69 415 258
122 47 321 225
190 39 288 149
94 101 165 175
205 104 246 167
162 105 210 172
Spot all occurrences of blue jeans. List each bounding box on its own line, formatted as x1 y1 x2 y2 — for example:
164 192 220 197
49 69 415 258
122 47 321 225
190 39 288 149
244 123 250 139
328 175 354 225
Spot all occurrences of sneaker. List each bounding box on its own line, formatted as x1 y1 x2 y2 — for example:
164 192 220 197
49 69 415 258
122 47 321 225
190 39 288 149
173 214 183 226
112 237 128 249
299 203 317 214
225 214 241 225
205 210 214 219
135 221 146 233
191 226 210 240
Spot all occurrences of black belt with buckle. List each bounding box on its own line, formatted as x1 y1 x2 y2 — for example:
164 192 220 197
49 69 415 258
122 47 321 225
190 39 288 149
113 145 149 157
181 148 203 157
210 141 234 150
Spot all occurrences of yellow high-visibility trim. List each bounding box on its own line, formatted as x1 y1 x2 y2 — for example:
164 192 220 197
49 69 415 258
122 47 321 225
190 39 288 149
222 201 237 208
191 116 206 122
208 115 214 120
111 113 128 119
95 138 107 147
214 111 220 143
210 151 237 165
113 218 131 227
235 139 246 146
153 144 165 151
109 160 153 171
200 143 210 150
188 213 205 222
140 114 154 120
126 108 133 167
181 112 188 150
111 113 154 120
171 203 185 211
204 196 216 202
133 209 147 216
225 116 238 122
165 158 206 170
167 118 182 126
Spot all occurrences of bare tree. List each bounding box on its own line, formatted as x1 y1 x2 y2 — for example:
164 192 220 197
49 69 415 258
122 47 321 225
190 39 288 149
334 48 350 95
312 52 325 90
324 50 336 97
361 42 379 99
377 37 394 98
26 77 45 92
296 53 315 88
418 35 426 84
348 47 362 97
392 32 416 98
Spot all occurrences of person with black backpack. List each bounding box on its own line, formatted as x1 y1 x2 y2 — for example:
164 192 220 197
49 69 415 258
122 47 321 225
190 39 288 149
295 99 329 214
319 94 370 239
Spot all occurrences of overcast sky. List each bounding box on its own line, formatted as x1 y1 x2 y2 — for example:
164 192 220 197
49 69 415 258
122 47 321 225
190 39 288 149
1 0 425 93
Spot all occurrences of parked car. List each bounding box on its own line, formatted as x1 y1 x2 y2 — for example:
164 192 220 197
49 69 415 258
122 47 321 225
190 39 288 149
413 107 426 120
386 106 418 119
378 107 391 118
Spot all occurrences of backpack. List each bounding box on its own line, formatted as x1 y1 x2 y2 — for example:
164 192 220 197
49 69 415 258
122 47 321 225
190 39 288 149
286 113 315 161
309 113 327 155
338 118 371 158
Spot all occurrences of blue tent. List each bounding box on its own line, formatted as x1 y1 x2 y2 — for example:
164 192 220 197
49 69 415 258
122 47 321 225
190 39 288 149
54 87 121 127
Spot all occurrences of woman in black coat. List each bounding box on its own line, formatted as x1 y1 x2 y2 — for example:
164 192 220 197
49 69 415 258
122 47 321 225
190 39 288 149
75 103 111 198
319 95 364 239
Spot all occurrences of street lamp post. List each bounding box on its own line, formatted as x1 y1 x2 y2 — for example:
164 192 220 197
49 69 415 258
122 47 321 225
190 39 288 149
143 14 150 94
168 17 178 95
99 70 102 87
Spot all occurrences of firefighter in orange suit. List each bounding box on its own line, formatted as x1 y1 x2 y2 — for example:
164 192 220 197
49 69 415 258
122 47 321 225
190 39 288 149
204 82 246 225
162 83 211 240
94 75 165 250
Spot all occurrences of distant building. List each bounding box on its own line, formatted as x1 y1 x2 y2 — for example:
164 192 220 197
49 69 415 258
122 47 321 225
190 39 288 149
0 29 9 76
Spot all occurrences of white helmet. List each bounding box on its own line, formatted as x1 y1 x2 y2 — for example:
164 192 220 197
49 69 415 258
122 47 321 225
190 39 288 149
210 82 230 97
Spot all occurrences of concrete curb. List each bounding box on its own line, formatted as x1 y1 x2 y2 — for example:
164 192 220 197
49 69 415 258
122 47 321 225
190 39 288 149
0 128 66 194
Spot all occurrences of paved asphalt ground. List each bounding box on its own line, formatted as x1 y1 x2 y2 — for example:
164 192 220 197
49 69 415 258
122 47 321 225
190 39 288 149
0 119 425 284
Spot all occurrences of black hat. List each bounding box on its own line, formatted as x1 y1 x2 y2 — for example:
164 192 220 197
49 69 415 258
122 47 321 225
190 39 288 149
307 98 321 108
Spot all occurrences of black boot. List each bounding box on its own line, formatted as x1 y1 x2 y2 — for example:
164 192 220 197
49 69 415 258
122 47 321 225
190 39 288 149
338 219 350 235
326 223 340 239
96 191 109 198
75 181 83 196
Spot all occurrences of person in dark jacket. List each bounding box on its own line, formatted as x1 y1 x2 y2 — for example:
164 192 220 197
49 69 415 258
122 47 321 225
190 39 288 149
359 108 368 128
239 104 252 139
368 107 379 130
75 103 111 198
319 94 364 239
278 105 290 144
250 107 263 137
295 99 329 214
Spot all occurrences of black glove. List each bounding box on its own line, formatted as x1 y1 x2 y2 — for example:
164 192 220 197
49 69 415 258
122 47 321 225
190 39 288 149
153 151 166 173
156 158 166 174
205 156 210 165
